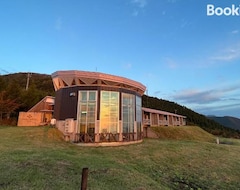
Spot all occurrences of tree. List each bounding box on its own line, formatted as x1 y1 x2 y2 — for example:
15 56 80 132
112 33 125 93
0 91 20 121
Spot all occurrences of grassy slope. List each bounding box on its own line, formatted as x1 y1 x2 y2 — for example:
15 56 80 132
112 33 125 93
0 126 240 190
150 126 216 142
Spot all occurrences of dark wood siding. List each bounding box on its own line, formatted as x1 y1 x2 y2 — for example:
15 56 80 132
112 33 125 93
53 90 62 120
54 87 79 120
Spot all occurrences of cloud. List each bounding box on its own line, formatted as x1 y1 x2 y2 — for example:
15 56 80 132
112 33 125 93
173 89 221 104
167 0 178 3
210 42 240 62
231 30 239 34
180 19 191 29
123 63 132 69
194 102 240 117
131 0 147 16
163 57 178 69
55 17 62 31
131 0 147 8
172 84 240 104
153 90 171 97
154 91 162 96
170 83 240 117
0 68 9 74
132 10 139 16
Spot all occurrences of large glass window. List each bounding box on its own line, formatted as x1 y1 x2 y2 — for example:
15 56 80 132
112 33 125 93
122 93 135 133
78 91 97 134
136 96 142 134
100 91 119 133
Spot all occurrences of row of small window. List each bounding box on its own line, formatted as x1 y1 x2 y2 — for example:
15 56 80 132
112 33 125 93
79 91 142 106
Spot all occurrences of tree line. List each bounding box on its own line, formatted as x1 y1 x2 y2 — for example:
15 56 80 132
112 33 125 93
0 72 239 138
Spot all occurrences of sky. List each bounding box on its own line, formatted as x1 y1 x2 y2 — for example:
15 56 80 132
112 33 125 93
0 0 240 118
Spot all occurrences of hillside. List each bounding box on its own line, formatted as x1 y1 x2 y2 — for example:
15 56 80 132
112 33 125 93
0 72 54 95
0 72 240 138
207 116 240 131
0 72 54 112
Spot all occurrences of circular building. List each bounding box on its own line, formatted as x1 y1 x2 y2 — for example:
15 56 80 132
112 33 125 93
52 70 146 145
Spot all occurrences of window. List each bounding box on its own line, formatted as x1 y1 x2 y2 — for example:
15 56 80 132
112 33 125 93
100 91 119 133
136 96 142 134
77 91 97 134
122 93 135 133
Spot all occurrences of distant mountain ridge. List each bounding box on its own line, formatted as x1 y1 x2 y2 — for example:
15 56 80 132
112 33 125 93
207 116 240 131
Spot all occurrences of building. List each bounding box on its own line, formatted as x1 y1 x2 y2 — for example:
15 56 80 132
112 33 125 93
51 70 186 145
18 96 54 126
142 107 186 127
52 70 146 145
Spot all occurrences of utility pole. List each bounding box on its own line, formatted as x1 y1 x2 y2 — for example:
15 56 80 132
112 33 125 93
26 73 32 90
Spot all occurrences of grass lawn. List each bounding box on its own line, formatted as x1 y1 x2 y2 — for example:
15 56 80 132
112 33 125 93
0 126 240 190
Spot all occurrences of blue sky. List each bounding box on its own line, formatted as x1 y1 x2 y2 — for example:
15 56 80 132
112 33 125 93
0 0 240 118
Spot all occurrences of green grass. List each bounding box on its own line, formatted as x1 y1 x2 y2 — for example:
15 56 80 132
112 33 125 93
0 126 240 190
150 125 216 142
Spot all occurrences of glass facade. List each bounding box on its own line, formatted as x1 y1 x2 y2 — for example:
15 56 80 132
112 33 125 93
100 91 119 133
77 91 97 135
77 89 143 142
122 93 135 133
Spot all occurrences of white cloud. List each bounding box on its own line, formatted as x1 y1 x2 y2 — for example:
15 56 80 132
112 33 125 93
163 57 178 69
180 19 190 28
123 63 132 69
144 72 155 79
167 0 178 3
194 102 240 117
131 0 147 8
172 83 240 104
210 42 240 62
173 89 221 104
231 30 239 34
132 10 139 16
55 17 62 31
130 0 147 16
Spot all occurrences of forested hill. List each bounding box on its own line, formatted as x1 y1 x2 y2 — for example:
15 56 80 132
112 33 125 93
0 72 239 138
0 72 54 113
0 72 54 94
142 95 240 138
